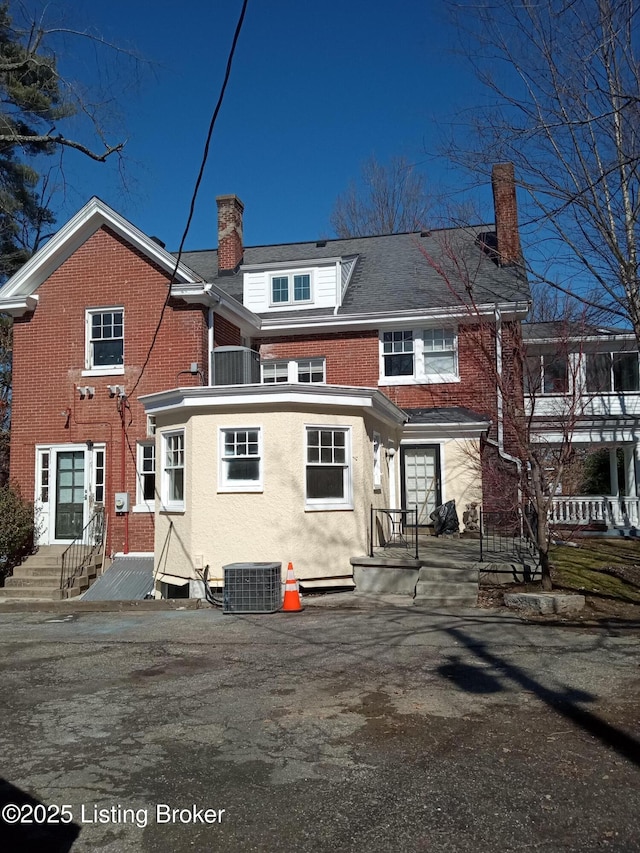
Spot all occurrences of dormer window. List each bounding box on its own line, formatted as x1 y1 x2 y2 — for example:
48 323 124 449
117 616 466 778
270 273 312 306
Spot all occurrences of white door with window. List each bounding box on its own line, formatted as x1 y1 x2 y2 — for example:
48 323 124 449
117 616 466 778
35 444 106 545
402 446 441 526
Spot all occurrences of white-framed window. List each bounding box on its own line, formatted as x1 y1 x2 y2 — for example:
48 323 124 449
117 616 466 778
39 451 50 503
585 351 640 393
93 448 105 505
297 358 325 383
270 272 312 306
262 361 290 383
85 307 124 373
373 432 382 490
135 441 156 511
382 331 414 376
219 428 262 492
305 426 352 510
147 415 156 437
423 328 457 380
261 357 326 384
525 354 569 395
379 328 459 384
161 430 185 510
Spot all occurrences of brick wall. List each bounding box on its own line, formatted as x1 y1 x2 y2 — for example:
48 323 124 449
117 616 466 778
214 315 243 348
10 226 209 555
257 323 503 423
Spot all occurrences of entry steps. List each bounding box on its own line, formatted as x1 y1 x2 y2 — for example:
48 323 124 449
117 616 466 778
413 562 479 607
0 545 102 601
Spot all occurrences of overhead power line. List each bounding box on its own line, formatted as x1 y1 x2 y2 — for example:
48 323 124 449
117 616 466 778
129 0 250 399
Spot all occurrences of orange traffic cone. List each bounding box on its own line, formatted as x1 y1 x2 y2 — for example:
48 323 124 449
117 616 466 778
281 562 303 612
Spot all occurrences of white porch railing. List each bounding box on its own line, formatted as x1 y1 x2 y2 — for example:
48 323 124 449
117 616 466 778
550 496 640 528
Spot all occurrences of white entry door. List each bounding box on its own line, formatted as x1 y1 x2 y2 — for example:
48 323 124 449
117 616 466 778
35 444 106 545
402 446 441 526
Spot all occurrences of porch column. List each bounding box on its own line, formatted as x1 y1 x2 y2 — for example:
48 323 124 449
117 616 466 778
609 447 620 497
623 445 637 497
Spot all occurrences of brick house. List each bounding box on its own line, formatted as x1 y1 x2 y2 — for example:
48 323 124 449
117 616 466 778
0 164 529 596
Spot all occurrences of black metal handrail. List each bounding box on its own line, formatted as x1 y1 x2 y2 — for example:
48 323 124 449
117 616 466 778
60 507 105 595
479 507 539 576
370 506 419 560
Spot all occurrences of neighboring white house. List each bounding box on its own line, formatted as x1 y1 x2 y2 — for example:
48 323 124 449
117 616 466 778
524 322 640 530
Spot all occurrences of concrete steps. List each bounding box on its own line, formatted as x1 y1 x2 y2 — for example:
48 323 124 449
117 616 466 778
413 564 479 607
0 546 101 602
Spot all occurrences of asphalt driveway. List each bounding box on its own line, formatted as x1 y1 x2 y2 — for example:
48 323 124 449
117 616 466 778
0 606 638 852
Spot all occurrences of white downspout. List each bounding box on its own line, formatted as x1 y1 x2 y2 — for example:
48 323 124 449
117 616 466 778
487 307 523 504
207 307 215 386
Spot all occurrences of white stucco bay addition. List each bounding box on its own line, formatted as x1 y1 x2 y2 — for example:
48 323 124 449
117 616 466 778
140 384 406 593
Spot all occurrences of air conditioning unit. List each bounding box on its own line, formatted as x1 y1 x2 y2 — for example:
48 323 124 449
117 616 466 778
211 346 260 386
222 562 282 614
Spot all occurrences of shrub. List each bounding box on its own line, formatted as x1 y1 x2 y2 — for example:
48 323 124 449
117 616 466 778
0 484 35 582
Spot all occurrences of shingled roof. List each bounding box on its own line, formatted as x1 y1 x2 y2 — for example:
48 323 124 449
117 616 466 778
180 225 529 318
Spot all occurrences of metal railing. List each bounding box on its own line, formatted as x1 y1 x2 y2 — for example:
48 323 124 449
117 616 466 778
479 507 539 578
60 507 105 595
370 506 419 560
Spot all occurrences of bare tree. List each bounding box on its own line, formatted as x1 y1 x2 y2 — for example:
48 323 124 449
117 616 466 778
0 1 139 483
447 0 640 342
330 154 432 237
418 228 603 590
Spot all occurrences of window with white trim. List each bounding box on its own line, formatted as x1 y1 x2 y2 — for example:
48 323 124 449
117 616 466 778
525 354 569 395
219 428 262 492
93 448 105 504
262 357 326 384
586 351 640 393
86 308 124 371
380 329 459 383
270 273 312 306
162 431 184 509
136 441 156 508
382 331 414 376
305 427 352 509
423 329 457 379
262 361 290 383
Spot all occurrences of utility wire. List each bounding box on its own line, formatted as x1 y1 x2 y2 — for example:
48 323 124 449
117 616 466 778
129 0 249 400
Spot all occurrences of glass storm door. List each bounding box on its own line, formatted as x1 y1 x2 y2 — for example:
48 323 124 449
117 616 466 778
55 451 85 539
402 446 440 526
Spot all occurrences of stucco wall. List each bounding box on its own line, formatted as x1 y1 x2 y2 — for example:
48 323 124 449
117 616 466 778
443 438 483 522
154 405 401 588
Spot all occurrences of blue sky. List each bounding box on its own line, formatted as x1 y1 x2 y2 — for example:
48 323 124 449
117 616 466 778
29 0 492 251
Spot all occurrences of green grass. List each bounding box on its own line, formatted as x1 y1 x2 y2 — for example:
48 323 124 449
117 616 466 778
550 539 640 602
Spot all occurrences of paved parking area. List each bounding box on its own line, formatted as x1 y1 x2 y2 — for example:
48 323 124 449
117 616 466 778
0 606 638 852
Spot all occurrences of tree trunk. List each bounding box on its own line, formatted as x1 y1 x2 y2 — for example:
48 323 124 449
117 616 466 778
539 548 553 591
537 506 553 590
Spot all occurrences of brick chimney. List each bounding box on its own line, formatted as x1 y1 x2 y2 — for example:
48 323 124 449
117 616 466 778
491 163 521 266
216 194 244 273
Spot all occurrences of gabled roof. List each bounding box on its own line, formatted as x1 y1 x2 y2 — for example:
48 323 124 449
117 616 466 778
180 225 530 320
0 197 203 315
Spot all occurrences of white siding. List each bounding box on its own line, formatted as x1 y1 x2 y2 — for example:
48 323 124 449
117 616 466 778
242 264 339 313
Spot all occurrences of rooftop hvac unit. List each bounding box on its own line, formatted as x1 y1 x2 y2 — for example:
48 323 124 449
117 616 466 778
211 346 260 386
222 562 282 614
